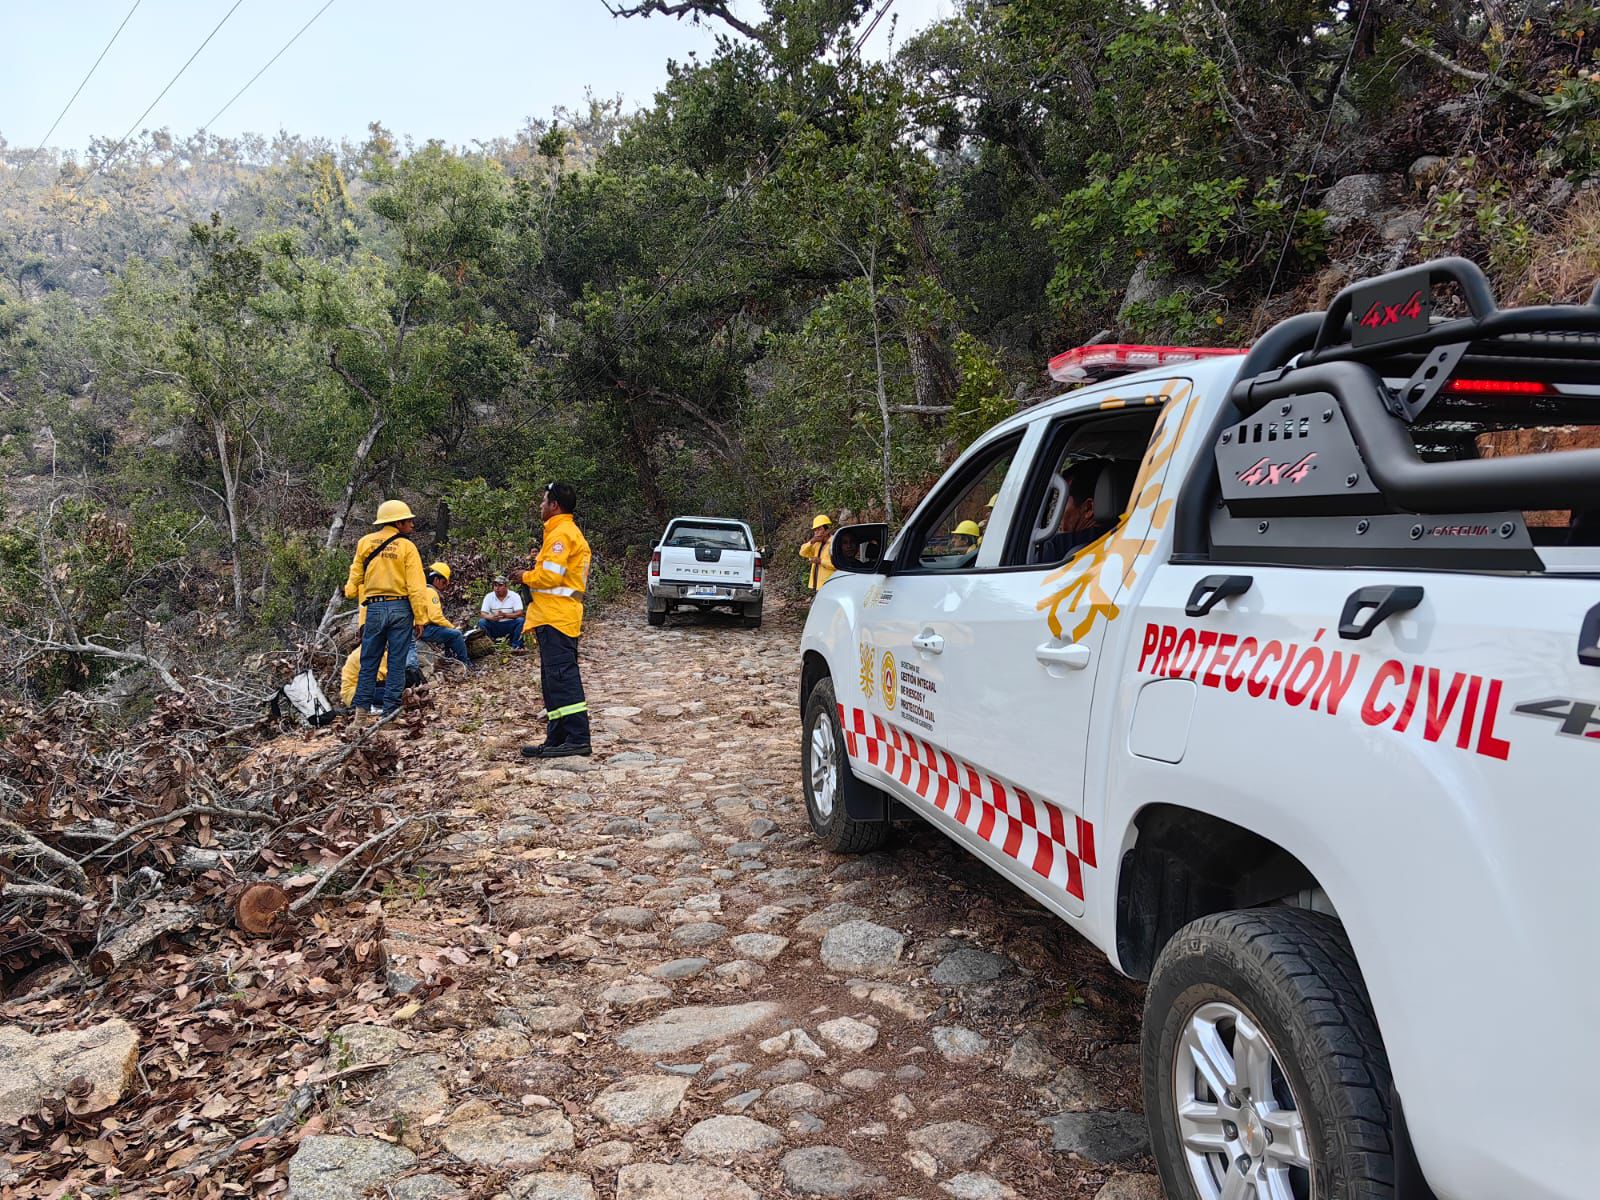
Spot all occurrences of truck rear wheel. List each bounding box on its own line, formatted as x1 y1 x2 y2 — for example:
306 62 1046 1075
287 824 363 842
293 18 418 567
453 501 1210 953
1143 907 1394 1200
802 678 889 854
645 601 666 627
743 603 762 629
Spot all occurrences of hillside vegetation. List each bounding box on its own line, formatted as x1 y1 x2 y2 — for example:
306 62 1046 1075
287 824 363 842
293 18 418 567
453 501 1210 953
2 0 1598 701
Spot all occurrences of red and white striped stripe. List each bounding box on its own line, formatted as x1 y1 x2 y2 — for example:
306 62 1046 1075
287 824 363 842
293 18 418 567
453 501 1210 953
840 705 1096 901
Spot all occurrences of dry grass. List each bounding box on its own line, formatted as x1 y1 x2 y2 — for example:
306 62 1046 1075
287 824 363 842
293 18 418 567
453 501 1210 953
1509 190 1600 305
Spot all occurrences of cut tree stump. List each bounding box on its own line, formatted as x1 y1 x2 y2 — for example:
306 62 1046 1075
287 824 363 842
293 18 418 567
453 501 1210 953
234 883 291 935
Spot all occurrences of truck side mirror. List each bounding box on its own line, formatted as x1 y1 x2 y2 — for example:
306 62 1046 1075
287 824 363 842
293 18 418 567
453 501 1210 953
829 523 890 575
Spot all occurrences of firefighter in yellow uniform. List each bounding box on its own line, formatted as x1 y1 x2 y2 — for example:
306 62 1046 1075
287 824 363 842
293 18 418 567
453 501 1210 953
520 482 592 758
800 513 835 591
340 648 388 706
343 500 431 719
418 562 474 670
951 519 982 552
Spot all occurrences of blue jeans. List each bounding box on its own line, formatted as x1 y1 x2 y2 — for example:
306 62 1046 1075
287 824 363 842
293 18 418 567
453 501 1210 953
354 598 415 714
478 617 524 649
421 623 472 666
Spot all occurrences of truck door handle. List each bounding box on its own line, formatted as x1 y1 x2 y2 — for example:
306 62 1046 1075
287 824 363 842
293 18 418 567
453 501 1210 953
1185 574 1254 617
1579 603 1600 667
1036 640 1092 670
913 630 944 654
1338 585 1425 640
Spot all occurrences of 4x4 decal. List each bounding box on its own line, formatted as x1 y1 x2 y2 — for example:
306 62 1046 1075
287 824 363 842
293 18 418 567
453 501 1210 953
1513 697 1600 741
1237 452 1318 487
1358 289 1424 333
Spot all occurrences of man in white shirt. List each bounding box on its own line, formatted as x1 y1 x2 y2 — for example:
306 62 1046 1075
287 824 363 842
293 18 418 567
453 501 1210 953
478 574 526 649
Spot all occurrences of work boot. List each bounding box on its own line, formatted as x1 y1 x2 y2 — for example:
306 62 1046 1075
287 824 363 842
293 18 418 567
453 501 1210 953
350 707 372 731
520 742 554 759
538 742 592 759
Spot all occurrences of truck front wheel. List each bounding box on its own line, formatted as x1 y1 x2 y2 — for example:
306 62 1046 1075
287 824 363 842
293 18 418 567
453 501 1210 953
1143 908 1394 1200
802 678 889 854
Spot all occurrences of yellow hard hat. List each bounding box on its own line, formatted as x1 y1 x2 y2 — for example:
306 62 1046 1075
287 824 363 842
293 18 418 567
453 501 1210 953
953 520 982 538
986 493 999 509
427 561 451 582
373 499 415 525
812 514 833 530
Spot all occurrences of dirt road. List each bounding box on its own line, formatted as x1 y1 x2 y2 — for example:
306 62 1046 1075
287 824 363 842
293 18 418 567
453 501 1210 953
289 599 1164 1198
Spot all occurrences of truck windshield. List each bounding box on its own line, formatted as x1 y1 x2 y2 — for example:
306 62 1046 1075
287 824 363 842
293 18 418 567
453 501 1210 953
665 523 750 550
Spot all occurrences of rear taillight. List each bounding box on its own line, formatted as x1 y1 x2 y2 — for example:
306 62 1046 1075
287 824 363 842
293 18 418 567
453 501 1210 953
649 550 660 578
1442 378 1552 396
753 555 763 584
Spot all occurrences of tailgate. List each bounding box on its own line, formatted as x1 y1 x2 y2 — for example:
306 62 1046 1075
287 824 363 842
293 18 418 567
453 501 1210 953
659 545 755 585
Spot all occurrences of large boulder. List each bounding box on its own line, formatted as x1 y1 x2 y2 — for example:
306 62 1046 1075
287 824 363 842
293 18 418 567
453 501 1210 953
0 1018 140 1124
1321 173 1395 234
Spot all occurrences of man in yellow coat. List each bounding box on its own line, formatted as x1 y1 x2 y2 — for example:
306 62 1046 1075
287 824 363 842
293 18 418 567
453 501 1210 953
520 482 592 757
800 514 835 591
343 500 430 718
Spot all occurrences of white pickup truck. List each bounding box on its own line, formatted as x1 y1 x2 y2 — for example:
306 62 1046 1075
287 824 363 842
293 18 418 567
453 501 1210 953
647 516 764 628
799 258 1600 1200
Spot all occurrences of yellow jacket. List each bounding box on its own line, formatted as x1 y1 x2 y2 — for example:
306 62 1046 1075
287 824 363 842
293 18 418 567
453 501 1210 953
522 512 590 638
340 648 388 705
344 529 430 618
422 585 454 629
800 536 835 590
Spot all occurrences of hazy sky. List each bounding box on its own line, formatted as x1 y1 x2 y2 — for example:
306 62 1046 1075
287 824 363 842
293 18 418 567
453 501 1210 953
0 0 951 157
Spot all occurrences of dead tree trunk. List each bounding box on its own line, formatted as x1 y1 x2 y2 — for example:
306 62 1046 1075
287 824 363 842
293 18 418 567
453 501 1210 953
211 416 246 616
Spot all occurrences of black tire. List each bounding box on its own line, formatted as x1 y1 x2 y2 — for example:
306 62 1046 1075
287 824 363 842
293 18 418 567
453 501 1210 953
743 605 762 629
1144 907 1394 1200
646 606 666 627
801 677 889 854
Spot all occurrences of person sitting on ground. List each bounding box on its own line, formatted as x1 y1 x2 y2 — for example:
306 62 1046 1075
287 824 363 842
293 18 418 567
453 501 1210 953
341 647 387 706
478 574 526 648
418 561 473 669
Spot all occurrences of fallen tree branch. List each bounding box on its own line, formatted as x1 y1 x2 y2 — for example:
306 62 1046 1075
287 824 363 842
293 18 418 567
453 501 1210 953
89 905 198 976
76 803 278 865
0 881 88 905
0 816 91 893
20 632 189 697
289 816 419 913
1399 36 1543 107
888 404 955 415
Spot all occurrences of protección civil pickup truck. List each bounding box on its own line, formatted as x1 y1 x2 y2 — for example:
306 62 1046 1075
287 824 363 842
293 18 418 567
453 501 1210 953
798 258 1598 1200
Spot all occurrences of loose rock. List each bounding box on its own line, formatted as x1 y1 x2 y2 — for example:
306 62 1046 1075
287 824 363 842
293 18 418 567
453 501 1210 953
0 1018 140 1123
441 1106 576 1166
1040 1111 1151 1162
615 1163 758 1200
780 1146 889 1198
681 1114 784 1160
286 1135 416 1200
819 920 905 975
616 1003 782 1055
907 1121 997 1170
816 1016 878 1053
932 1025 991 1064
591 1075 691 1128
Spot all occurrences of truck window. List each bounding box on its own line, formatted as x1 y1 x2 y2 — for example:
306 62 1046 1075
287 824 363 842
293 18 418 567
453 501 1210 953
895 437 1020 573
664 522 750 551
1004 407 1163 568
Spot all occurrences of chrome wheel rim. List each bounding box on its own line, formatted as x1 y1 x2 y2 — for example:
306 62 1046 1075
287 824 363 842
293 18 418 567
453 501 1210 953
808 713 839 821
1173 1000 1314 1200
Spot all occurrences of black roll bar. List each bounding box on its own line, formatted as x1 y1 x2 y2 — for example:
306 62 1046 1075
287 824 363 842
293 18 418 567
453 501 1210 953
1305 256 1600 365
1233 360 1600 512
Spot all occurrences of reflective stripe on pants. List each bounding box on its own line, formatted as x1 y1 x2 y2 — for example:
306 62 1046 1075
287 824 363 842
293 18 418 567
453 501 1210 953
536 623 589 746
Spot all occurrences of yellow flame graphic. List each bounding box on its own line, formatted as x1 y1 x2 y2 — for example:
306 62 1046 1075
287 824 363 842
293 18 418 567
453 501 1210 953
1038 379 1197 641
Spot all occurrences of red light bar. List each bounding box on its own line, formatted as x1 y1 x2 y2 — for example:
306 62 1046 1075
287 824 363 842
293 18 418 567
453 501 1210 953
1441 378 1551 396
1048 342 1243 384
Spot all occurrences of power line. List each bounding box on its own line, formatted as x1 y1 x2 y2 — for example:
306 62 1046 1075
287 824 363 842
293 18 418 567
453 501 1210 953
71 0 247 197
200 0 337 134
0 0 143 200
1264 0 1373 307
508 0 897 435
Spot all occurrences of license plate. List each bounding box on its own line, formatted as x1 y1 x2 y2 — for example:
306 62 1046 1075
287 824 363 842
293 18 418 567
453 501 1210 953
687 587 731 599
